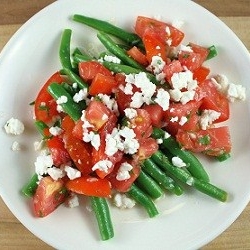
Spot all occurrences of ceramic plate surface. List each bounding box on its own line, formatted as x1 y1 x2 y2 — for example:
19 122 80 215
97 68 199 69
0 0 250 249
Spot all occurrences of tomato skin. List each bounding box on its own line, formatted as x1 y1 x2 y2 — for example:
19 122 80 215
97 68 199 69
178 51 203 71
142 104 164 128
176 126 231 156
85 100 111 130
78 61 112 82
89 73 118 96
34 72 64 123
33 176 67 217
199 79 230 122
189 43 209 64
66 176 111 197
193 66 210 83
127 46 148 66
107 158 141 193
47 136 71 166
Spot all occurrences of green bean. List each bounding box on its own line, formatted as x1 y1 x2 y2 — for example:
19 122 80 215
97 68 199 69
151 128 210 182
21 174 39 197
90 197 114 241
136 170 164 199
61 68 89 90
34 120 50 139
102 61 159 85
47 82 82 121
216 153 231 162
151 150 228 202
127 184 159 218
206 45 218 60
142 159 183 196
97 32 145 70
73 53 94 64
59 29 73 71
73 14 142 47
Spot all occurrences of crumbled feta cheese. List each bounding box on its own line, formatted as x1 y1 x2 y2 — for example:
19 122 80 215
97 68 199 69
186 177 194 186
56 95 68 104
47 166 65 181
180 90 195 104
180 44 193 52
199 109 221 130
66 193 80 208
4 118 25 135
103 54 121 64
92 160 113 173
73 88 88 103
154 88 170 111
64 165 81 180
124 108 137 119
130 92 144 108
156 138 163 144
83 131 100 150
116 162 133 181
11 141 21 151
35 154 53 176
172 156 186 168
179 116 188 126
149 56 166 74
171 70 193 90
113 193 135 209
49 126 63 136
165 26 171 36
170 116 178 123
97 94 119 115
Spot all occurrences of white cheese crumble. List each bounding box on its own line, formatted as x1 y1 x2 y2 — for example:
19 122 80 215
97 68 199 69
102 54 121 64
92 160 113 173
66 193 80 208
73 88 88 103
49 126 63 136
199 109 221 130
64 165 81 180
47 167 65 181
179 116 188 126
83 131 100 151
124 108 137 119
97 94 119 115
113 193 135 209
34 154 53 176
56 95 68 104
11 141 21 151
4 118 25 135
154 88 170 111
116 162 133 181
172 156 186 168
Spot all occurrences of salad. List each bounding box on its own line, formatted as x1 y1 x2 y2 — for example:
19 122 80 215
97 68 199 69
19 14 246 241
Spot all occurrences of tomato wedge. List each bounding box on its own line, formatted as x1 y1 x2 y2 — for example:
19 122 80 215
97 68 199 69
66 176 111 197
127 46 148 66
33 176 67 217
34 71 65 123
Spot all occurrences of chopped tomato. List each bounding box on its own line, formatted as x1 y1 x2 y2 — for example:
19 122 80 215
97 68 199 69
193 66 210 83
47 136 71 166
163 60 183 83
189 43 209 64
142 28 168 63
199 79 230 122
135 16 184 47
129 109 152 140
107 157 141 193
33 176 67 217
66 176 111 197
85 100 111 130
178 50 203 71
72 119 84 140
127 46 148 66
61 115 76 132
164 100 202 136
34 72 65 123
63 132 92 175
89 73 118 96
142 103 164 128
137 137 159 161
78 61 112 82
176 126 231 156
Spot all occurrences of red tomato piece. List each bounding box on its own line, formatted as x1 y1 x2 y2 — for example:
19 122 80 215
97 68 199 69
85 100 111 130
89 73 118 96
47 136 71 166
78 61 112 82
61 115 76 132
189 43 209 64
142 104 164 128
135 16 184 47
63 132 92 175
176 126 232 156
164 100 202 136
178 50 203 71
33 176 67 217
127 46 148 66
72 119 84 140
137 137 159 161
66 176 111 197
193 66 210 83
34 72 65 123
199 79 230 122
163 60 183 83
129 109 153 140
107 157 141 193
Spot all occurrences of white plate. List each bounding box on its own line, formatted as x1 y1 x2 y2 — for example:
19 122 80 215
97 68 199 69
0 0 250 249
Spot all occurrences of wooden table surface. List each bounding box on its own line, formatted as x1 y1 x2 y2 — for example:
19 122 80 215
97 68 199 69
0 1 249 249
